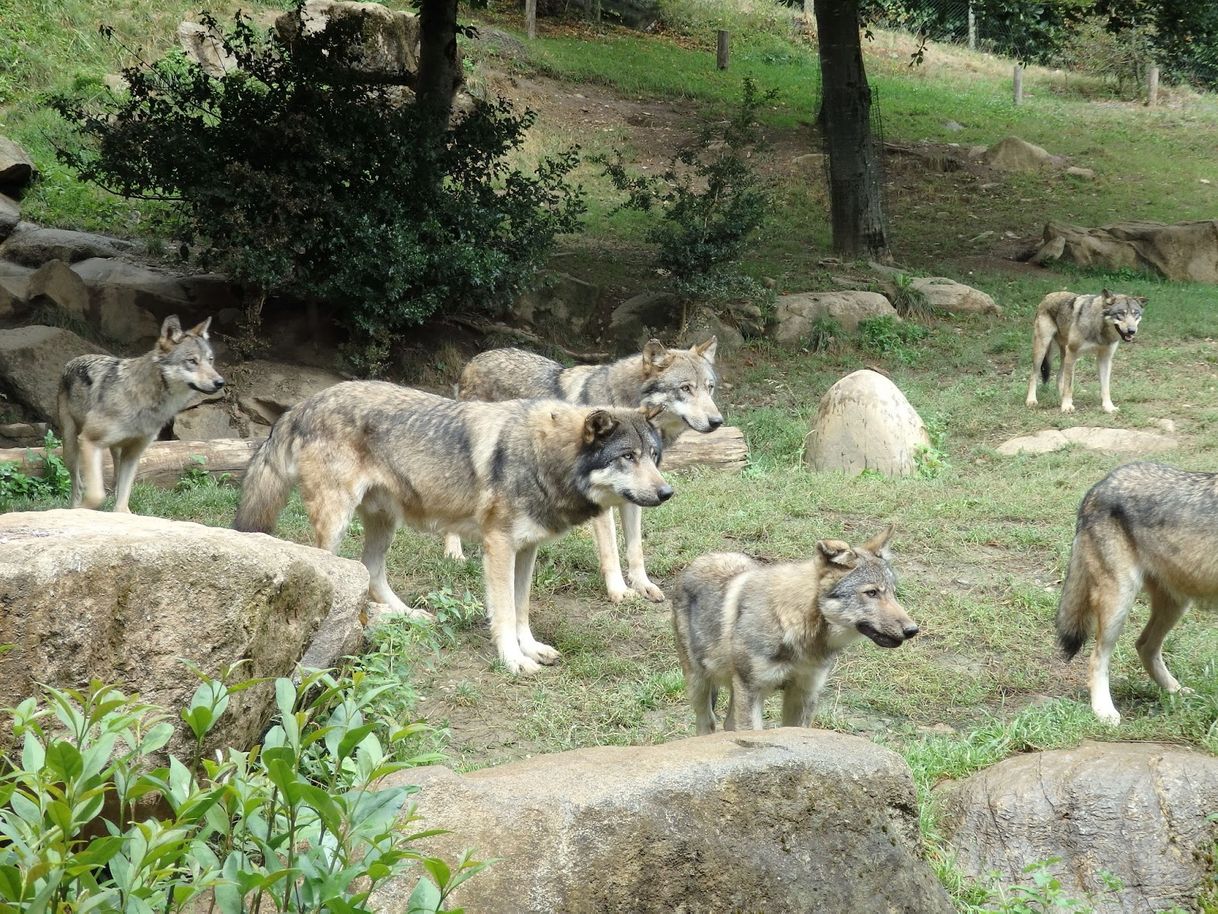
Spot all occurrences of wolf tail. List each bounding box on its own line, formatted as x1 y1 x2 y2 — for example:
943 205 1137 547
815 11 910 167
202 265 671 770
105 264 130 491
1039 346 1052 384
233 423 297 534
1055 534 1094 660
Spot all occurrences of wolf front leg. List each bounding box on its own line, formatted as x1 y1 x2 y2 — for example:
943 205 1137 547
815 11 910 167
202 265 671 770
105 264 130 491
591 509 632 603
111 440 152 513
513 542 560 665
1097 342 1120 413
1058 347 1079 413
483 532 539 675
781 659 834 727
726 675 764 731
76 437 108 509
621 502 665 602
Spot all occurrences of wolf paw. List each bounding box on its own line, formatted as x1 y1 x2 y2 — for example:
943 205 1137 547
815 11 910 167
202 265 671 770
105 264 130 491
606 585 633 604
631 579 666 602
1101 403 1119 414
1060 403 1076 414
502 653 542 676
523 640 561 665
1093 706 1121 726
443 534 467 561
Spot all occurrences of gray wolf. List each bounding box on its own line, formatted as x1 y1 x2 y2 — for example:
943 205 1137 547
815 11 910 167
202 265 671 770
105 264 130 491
233 382 672 674
448 337 721 603
1025 289 1145 414
1056 462 1214 726
672 526 919 733
58 316 224 512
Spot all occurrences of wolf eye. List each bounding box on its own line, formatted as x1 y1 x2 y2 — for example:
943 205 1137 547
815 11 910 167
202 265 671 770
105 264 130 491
864 588 880 598
681 384 694 394
620 453 637 463
186 358 199 367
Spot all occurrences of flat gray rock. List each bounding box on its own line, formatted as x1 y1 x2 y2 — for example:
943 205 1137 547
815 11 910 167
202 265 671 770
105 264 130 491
998 426 1177 456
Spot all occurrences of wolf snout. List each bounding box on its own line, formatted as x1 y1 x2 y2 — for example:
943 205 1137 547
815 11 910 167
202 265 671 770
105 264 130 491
656 483 674 502
212 378 226 390
902 623 920 639
707 415 724 431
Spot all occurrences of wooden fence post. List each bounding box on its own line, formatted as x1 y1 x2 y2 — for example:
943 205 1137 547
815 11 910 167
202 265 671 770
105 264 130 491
1147 64 1160 106
1013 64 1023 105
525 0 537 39
716 30 730 70
967 2 976 51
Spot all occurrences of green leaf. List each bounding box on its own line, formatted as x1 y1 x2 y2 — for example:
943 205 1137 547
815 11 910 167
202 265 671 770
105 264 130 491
406 877 442 914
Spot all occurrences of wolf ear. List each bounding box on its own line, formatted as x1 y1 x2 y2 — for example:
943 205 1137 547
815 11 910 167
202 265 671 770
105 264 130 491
862 524 895 559
157 315 184 351
641 404 665 424
817 539 857 568
1136 296 1148 306
187 316 212 339
693 336 718 364
1100 288 1114 302
642 339 673 375
584 409 619 443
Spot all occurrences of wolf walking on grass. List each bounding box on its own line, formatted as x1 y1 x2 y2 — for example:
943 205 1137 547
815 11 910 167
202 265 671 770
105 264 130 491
1056 462 1217 726
448 337 721 603
234 382 672 674
672 526 919 733
1026 289 1145 414
58 315 224 512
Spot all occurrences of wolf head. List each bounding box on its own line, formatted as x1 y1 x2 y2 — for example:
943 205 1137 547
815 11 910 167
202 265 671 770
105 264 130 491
815 526 919 648
1101 290 1146 343
640 337 723 434
156 315 225 395
581 406 673 508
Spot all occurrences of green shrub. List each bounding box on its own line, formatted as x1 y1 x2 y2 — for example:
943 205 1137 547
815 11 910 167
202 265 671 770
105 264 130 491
596 77 774 316
856 315 929 364
0 670 483 912
0 431 71 503
52 7 585 353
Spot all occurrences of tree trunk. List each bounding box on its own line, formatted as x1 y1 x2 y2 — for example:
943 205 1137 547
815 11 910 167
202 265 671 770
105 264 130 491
416 0 461 135
813 0 892 261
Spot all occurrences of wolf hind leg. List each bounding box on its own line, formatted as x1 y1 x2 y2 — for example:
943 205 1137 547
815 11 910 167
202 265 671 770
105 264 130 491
358 503 430 620
1136 581 1190 695
688 674 716 735
621 502 664 602
513 543 559 665
300 476 359 554
1087 569 1139 726
443 533 466 561
1026 318 1055 407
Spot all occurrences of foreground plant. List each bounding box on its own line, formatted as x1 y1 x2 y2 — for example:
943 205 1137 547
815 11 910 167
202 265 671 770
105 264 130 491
0 671 483 912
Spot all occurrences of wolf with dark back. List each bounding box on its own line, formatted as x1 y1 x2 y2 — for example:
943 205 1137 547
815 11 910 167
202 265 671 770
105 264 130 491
234 382 671 674
672 527 919 733
1056 462 1218 726
448 337 721 603
58 315 224 512
1025 289 1145 414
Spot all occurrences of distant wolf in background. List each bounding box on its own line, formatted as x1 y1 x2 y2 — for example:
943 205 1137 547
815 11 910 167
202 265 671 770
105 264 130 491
58 316 223 512
672 526 919 734
234 382 672 674
1025 289 1145 414
1056 462 1216 726
448 337 721 603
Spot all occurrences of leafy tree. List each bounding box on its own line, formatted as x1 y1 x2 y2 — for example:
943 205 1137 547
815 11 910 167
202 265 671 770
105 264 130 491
52 6 585 364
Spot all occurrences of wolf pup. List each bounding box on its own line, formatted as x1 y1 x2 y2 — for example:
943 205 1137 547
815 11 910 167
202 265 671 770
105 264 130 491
1025 289 1145 414
234 382 672 675
58 316 223 512
448 337 721 603
672 526 919 734
1057 462 1217 726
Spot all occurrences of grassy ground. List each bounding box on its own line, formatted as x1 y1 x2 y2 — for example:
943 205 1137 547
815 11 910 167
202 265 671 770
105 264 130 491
6 2 1218 910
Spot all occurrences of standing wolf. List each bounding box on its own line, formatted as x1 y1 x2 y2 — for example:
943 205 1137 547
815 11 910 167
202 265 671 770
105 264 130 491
58 315 224 512
1056 462 1217 726
234 382 672 674
1025 289 1145 414
448 337 721 603
672 527 920 733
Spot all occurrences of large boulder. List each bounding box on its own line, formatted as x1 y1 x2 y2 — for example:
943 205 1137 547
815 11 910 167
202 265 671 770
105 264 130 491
173 402 249 441
909 276 1000 314
513 272 602 337
804 369 930 476
71 257 240 326
0 326 107 422
0 511 369 759
27 259 89 321
997 426 1177 457
773 291 897 342
0 193 19 241
0 261 33 320
935 743 1218 914
1033 220 1218 283
227 360 346 427
0 225 140 267
606 291 680 353
0 137 36 192
177 21 236 78
373 728 955 914
276 1 424 80
982 136 1061 171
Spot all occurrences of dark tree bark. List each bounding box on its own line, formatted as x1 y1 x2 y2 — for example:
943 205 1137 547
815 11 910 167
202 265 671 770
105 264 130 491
416 0 462 135
813 0 892 261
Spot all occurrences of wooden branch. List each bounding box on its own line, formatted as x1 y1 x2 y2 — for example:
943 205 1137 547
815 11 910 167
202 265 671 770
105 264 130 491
1 427 749 488
663 426 748 473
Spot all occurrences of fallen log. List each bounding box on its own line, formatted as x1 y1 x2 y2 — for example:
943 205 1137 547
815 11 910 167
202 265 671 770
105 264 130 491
0 426 749 487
